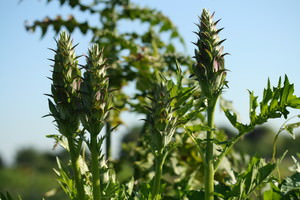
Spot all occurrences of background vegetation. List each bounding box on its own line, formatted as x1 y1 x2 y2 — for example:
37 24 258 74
1 127 299 200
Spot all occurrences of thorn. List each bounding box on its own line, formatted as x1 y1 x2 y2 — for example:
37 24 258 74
46 76 53 81
48 48 57 53
214 19 221 25
44 93 54 98
42 113 52 118
47 58 55 62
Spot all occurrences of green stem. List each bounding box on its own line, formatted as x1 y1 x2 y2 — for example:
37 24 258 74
272 115 297 162
105 122 111 160
205 100 216 200
91 134 101 200
67 137 85 200
152 151 167 200
272 132 280 163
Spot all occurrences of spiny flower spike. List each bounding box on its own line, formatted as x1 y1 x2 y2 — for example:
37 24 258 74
48 31 81 137
146 72 178 152
80 44 111 136
192 9 228 100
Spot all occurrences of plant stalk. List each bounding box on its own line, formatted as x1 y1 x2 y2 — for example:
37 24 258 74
67 136 85 200
152 152 167 200
91 134 101 200
205 100 217 200
105 122 111 160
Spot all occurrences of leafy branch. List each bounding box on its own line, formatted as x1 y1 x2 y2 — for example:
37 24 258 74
216 76 300 171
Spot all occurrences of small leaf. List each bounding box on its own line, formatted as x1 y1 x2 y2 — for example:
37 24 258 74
263 188 281 200
285 122 300 139
288 98 300 108
185 124 210 132
280 172 300 195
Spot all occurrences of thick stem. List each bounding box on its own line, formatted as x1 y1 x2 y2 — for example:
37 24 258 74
91 134 101 200
152 152 167 200
67 137 85 200
205 101 216 200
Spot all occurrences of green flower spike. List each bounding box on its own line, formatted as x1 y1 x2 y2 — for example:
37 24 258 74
148 75 177 151
80 44 111 136
48 31 81 137
193 9 228 100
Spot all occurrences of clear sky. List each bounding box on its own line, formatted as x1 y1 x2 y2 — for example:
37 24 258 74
0 0 300 164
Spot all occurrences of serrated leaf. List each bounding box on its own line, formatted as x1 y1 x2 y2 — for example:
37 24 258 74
231 157 276 199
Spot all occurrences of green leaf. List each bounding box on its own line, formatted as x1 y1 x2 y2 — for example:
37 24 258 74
224 110 237 125
280 172 300 195
246 76 300 127
159 22 171 32
263 188 281 200
280 75 292 106
249 90 258 124
231 157 276 199
48 99 58 117
185 124 210 132
288 98 300 108
186 190 205 200
262 78 273 103
0 192 19 200
171 30 179 38
285 122 300 139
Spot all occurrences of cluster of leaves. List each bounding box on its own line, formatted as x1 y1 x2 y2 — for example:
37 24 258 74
224 75 300 134
264 155 300 200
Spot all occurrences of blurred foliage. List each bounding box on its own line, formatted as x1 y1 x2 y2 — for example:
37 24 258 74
15 148 56 173
0 148 68 200
229 126 300 159
0 156 4 169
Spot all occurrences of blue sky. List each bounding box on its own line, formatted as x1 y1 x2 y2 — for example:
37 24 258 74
0 0 300 164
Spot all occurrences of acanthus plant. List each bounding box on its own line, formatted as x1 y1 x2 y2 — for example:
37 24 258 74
2 8 300 200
